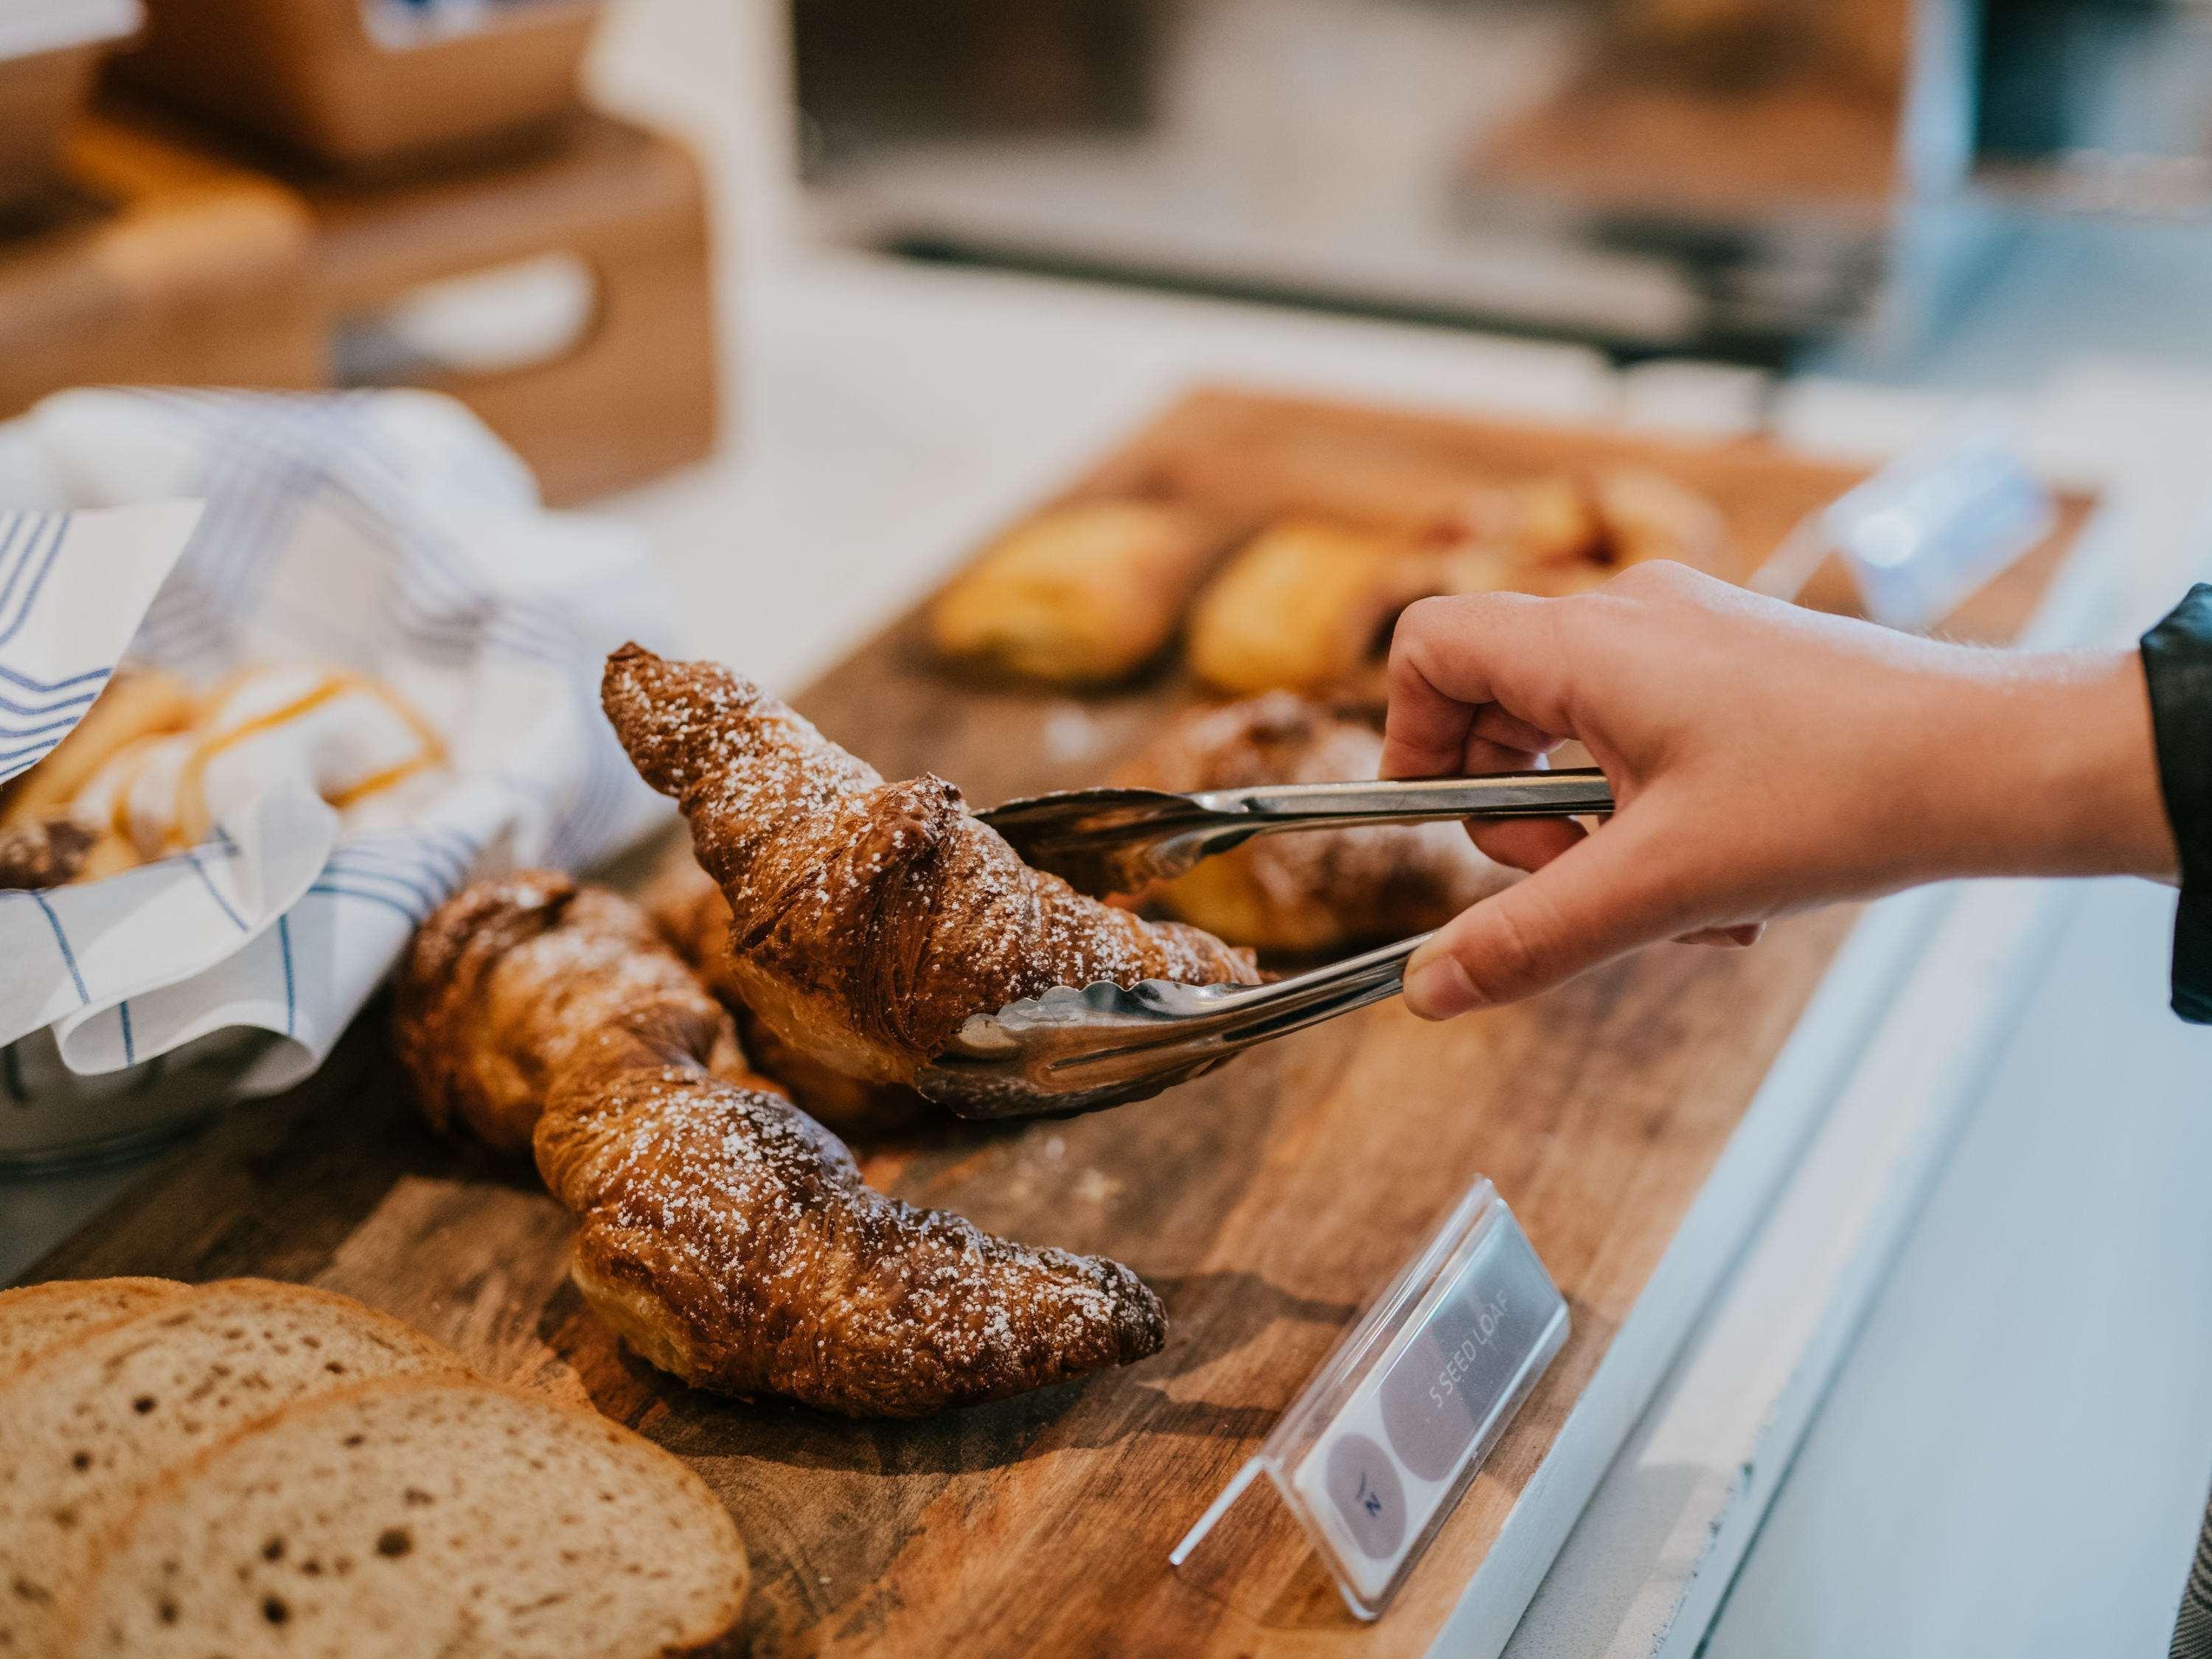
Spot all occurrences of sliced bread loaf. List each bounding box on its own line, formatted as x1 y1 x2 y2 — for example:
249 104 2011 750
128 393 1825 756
0 1279 465 1655
65 1377 751 1658
0 1278 188 1380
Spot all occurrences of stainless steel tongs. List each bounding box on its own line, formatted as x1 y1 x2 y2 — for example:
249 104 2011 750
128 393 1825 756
913 768 1614 1119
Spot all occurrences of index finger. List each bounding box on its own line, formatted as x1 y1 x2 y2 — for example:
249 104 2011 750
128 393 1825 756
1380 591 1572 779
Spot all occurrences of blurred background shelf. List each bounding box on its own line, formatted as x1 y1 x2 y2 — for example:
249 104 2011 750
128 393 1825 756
0 0 716 498
117 0 604 175
0 113 324 418
303 108 717 503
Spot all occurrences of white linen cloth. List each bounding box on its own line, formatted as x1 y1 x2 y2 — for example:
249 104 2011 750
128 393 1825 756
0 388 676 1123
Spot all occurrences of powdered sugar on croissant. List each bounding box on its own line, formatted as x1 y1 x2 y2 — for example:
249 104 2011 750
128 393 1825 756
601 644 1260 1087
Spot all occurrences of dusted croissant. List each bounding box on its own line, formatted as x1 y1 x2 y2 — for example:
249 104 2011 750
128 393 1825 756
600 643 1261 1088
397 874 761 1155
395 872 1167 1417
646 863 929 1138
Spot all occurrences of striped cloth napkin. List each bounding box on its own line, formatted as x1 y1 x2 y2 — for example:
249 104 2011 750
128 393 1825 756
0 388 677 1155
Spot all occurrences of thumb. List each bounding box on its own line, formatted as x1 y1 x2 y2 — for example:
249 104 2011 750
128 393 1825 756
1402 818 1686 1018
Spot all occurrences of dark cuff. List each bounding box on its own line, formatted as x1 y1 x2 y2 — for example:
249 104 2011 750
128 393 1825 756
2140 584 2212 1022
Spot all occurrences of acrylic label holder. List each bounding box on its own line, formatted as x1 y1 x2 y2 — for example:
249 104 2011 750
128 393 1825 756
1829 425 2054 633
1171 1177 1568 1621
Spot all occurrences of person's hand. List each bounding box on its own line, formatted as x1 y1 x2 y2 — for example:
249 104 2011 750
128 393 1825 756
1381 562 2176 1020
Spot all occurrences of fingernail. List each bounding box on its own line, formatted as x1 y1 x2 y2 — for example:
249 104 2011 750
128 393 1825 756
1404 955 1482 1020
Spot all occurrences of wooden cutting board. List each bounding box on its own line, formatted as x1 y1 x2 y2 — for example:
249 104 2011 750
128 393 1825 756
21 387 2095 1658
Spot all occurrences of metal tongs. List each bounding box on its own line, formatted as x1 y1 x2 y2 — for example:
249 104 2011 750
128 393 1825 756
914 768 1614 1119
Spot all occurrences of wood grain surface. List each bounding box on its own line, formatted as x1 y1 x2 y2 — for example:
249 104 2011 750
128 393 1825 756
19 388 2090 1657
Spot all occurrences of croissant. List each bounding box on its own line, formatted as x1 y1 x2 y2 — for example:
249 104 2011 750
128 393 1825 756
1113 693 1513 954
600 643 1261 1089
644 863 929 1138
394 872 1167 1418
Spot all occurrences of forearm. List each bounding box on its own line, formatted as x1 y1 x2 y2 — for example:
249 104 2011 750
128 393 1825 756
1903 648 2177 885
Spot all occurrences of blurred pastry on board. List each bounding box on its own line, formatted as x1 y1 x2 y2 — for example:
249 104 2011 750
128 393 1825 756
1184 520 1503 698
1112 692 1513 955
929 498 1225 686
1448 470 1604 567
1453 465 1735 597
0 663 449 888
1185 469 1733 702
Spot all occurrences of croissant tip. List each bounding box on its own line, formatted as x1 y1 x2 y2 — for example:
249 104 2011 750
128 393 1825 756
1118 1274 1169 1363
602 643 767 709
601 641 656 691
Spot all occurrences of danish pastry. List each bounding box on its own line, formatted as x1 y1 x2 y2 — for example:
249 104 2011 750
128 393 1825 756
928 498 1225 686
1185 521 1510 698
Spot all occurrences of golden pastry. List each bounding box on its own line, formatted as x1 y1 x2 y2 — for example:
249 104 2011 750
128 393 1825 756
397 876 762 1156
1185 521 1506 698
1441 473 1604 567
600 643 1260 1090
0 667 194 830
928 498 1225 686
1589 465 1733 574
1436 467 1734 597
0 662 451 885
396 872 1166 1417
72 664 448 860
1113 692 1513 954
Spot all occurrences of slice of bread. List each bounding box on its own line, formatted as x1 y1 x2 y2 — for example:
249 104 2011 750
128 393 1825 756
0 1279 465 1655
0 1278 189 1380
66 1378 751 1658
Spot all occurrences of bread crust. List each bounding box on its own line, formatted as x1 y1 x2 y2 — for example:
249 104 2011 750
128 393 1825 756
0 1277 189 1382
60 1376 751 1659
